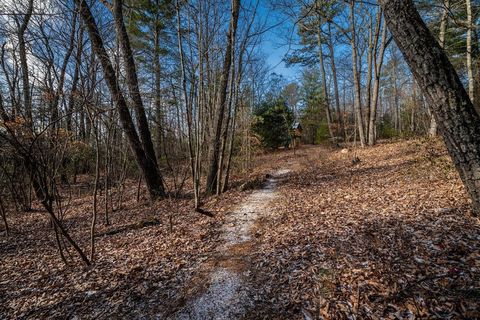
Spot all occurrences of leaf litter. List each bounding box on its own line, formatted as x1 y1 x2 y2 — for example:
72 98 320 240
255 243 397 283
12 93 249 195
246 139 480 319
1 139 479 319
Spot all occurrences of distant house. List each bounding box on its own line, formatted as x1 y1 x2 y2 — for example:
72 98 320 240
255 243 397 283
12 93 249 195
292 122 302 137
290 122 302 148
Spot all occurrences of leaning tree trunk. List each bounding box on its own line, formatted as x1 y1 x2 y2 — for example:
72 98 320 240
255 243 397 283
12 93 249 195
112 0 165 198
380 0 480 215
76 0 165 200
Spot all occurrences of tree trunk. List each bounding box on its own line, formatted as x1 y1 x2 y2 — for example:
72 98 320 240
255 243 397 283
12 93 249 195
176 0 197 202
49 11 78 131
112 0 165 198
17 0 34 122
327 23 345 141
66 23 83 132
350 0 366 147
380 0 480 215
392 61 400 132
365 12 377 138
153 5 163 162
0 196 9 236
76 0 165 200
316 21 334 141
368 11 388 146
205 0 240 194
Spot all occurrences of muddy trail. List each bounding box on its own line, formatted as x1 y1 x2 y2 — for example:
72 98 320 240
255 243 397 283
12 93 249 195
170 169 291 320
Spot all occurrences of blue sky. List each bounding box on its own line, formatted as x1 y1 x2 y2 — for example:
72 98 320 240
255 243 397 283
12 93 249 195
255 0 301 81
264 37 300 80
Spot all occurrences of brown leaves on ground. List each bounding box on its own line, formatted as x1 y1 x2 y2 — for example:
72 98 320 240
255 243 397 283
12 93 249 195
247 139 480 319
1 139 479 319
0 179 247 319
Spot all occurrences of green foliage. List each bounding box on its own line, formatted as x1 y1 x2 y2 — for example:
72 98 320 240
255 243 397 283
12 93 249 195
125 0 175 61
285 0 344 68
253 98 294 150
377 121 398 139
301 102 323 144
315 120 331 144
299 68 327 144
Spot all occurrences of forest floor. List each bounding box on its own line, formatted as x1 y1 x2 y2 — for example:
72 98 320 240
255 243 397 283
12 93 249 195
1 139 480 319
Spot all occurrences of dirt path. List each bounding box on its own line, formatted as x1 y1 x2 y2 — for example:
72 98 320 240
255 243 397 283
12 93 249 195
170 169 291 320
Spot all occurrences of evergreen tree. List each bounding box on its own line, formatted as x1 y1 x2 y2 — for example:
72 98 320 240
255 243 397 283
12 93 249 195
253 98 294 149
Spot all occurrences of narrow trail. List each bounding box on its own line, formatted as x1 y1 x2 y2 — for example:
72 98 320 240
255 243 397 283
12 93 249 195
171 169 291 320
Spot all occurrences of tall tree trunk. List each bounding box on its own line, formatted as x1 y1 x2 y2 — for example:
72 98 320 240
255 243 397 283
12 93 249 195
52 11 78 130
411 81 417 132
380 0 480 215
66 24 83 132
153 4 163 162
205 0 240 194
193 2 206 209
16 0 34 122
217 67 235 195
392 60 400 132
175 0 196 202
368 11 388 146
76 0 165 200
350 0 366 146
327 23 345 141
316 20 334 141
112 0 165 198
365 12 376 138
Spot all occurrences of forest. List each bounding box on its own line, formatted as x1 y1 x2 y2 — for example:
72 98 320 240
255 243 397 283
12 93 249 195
0 0 479 319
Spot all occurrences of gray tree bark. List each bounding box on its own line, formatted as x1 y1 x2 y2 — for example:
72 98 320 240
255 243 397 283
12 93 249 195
368 11 388 146
327 23 345 141
16 0 34 122
316 21 334 141
350 0 366 147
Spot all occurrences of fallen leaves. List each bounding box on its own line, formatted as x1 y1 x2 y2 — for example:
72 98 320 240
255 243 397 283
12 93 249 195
247 139 480 319
1 139 479 319
0 177 246 319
